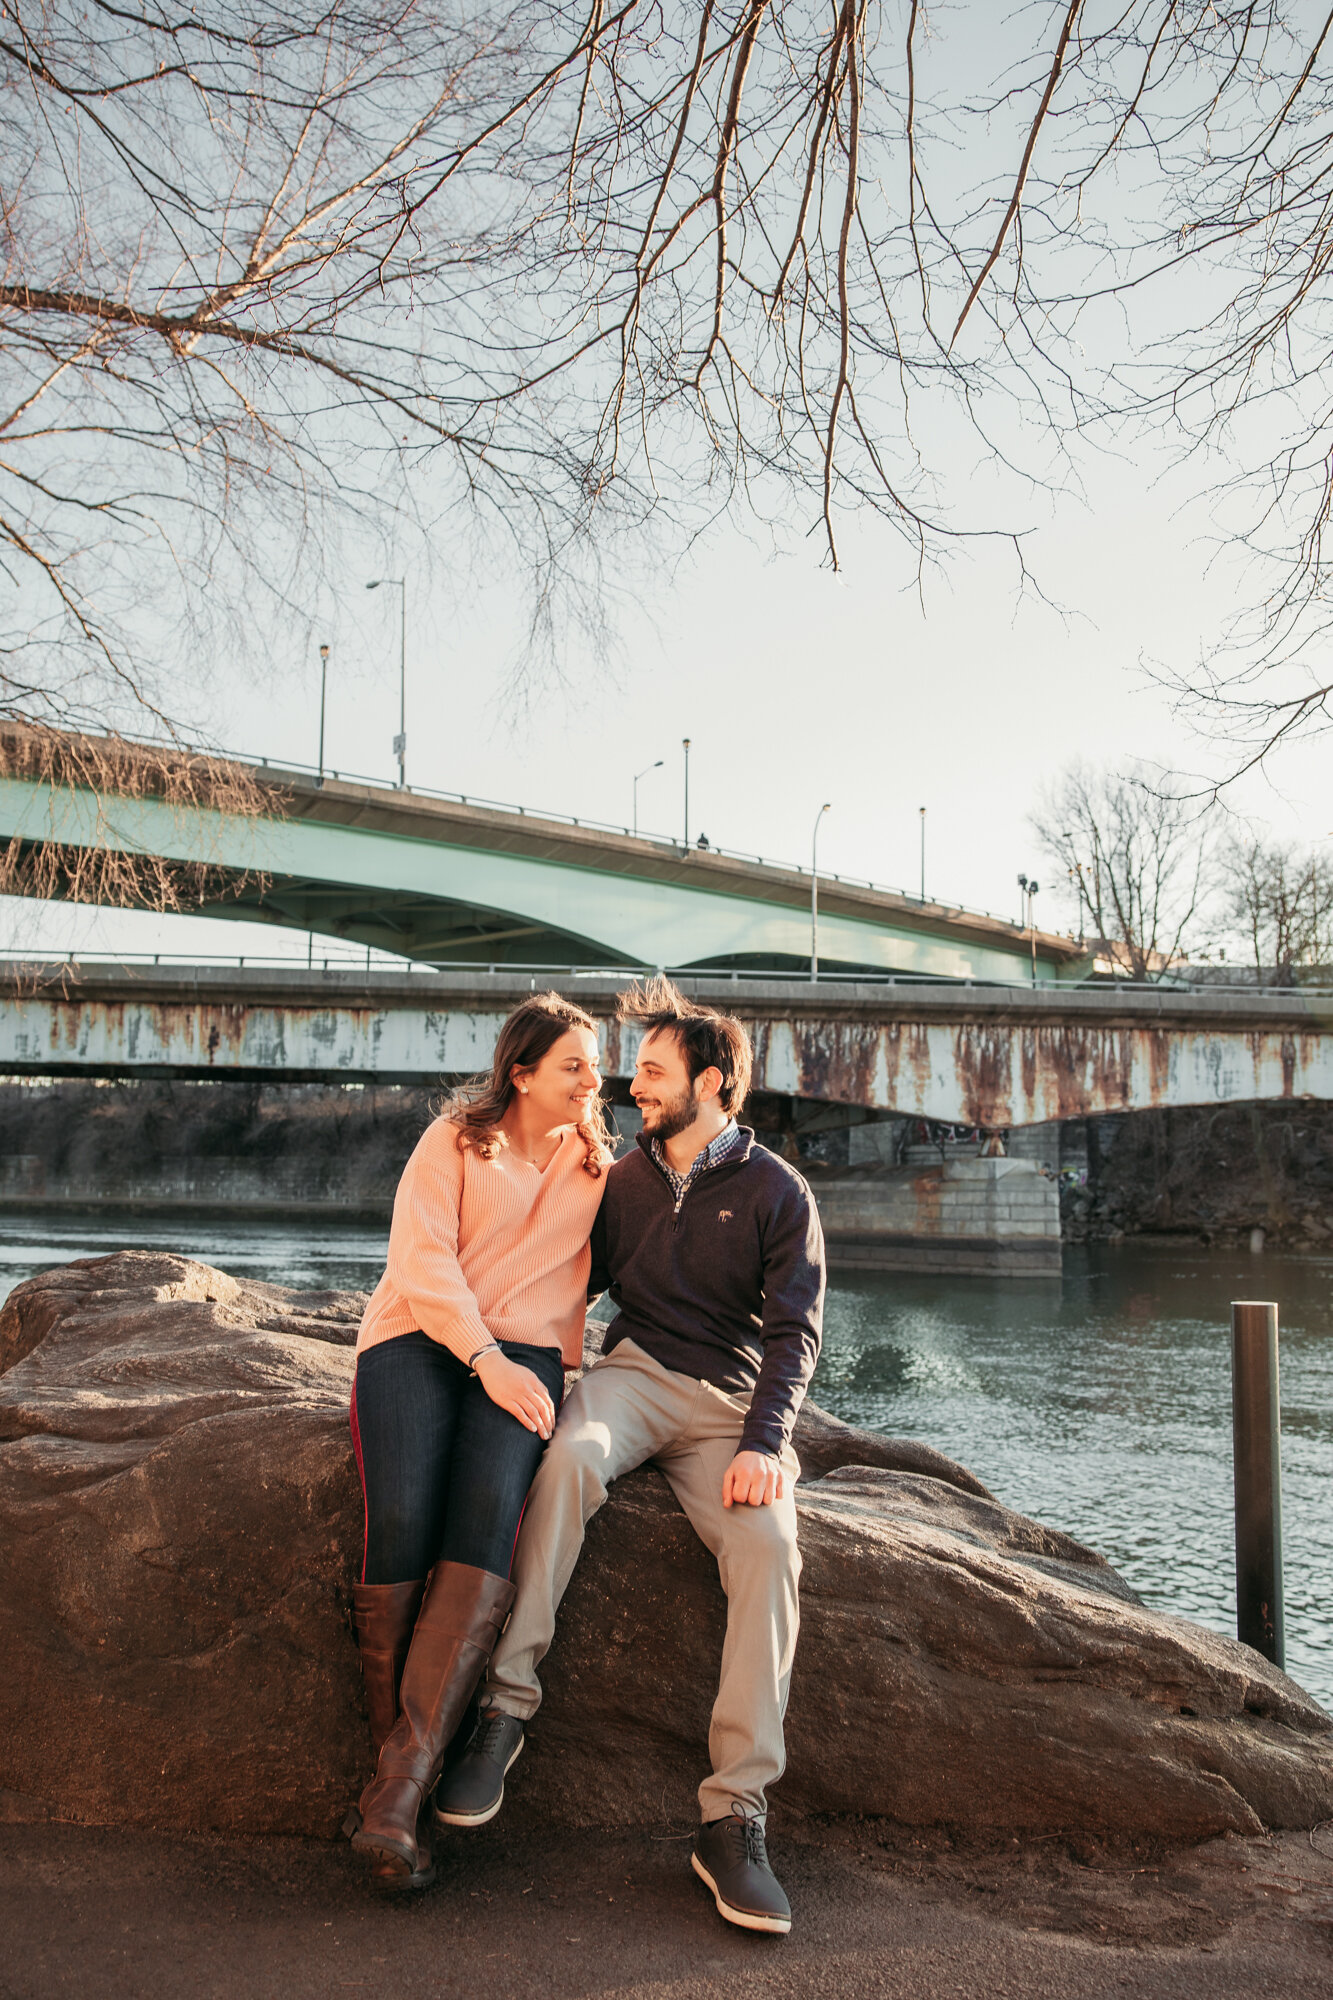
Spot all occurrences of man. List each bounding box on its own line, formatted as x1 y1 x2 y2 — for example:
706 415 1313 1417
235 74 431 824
434 978 826 1934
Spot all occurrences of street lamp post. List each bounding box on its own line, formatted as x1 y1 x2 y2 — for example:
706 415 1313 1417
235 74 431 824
633 759 663 837
811 802 832 982
316 643 330 786
1028 879 1040 985
919 805 927 902
1018 873 1040 985
682 738 691 848
366 578 407 788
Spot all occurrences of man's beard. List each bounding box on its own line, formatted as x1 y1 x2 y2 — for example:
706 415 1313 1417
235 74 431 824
642 1084 699 1143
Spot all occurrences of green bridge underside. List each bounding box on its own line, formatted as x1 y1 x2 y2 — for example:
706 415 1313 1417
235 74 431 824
0 763 1084 981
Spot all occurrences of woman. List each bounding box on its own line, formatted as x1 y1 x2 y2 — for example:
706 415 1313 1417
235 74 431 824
349 992 611 1890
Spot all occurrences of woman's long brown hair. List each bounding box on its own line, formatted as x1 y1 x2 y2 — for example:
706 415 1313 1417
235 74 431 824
446 991 614 1178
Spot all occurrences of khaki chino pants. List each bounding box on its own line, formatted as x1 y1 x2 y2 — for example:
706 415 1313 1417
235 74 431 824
486 1337 801 1821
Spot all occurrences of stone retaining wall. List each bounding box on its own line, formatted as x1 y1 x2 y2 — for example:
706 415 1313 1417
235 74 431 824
812 1157 1062 1277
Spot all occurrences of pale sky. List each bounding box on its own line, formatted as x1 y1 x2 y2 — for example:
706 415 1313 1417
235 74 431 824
4 428 1327 967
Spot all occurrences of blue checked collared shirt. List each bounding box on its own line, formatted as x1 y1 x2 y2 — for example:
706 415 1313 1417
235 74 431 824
651 1119 742 1214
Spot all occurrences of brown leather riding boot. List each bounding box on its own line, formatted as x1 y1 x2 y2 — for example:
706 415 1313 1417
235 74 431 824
353 1562 515 1885
353 1580 426 1753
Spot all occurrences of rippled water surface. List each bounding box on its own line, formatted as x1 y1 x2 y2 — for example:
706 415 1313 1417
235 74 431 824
0 1210 391 1302
2 1214 1329 1709
817 1244 1333 1711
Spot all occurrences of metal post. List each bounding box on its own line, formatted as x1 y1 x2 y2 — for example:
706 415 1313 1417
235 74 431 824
811 802 830 981
396 581 407 790
919 805 926 901
366 577 407 788
682 738 691 847
317 643 329 785
634 759 662 837
1028 880 1040 986
1231 1300 1284 1667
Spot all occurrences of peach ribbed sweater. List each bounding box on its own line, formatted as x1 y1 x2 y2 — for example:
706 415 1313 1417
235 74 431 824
356 1118 605 1368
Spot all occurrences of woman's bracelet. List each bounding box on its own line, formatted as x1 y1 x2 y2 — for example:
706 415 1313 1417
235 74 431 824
469 1342 503 1375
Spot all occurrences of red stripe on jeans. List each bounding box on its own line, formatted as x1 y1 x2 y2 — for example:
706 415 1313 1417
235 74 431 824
349 1379 369 1586
508 1495 528 1579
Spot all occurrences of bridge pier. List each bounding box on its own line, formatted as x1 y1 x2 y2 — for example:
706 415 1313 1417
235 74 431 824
813 1156 1061 1279
606 1093 1060 1277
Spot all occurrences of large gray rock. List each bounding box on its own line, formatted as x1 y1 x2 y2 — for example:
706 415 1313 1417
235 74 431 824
1 1252 1329 1841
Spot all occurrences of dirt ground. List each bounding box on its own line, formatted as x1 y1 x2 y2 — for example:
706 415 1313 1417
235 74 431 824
1 1811 1330 2000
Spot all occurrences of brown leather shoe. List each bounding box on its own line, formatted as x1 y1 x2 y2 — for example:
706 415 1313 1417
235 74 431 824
353 1562 515 1888
353 1580 426 1753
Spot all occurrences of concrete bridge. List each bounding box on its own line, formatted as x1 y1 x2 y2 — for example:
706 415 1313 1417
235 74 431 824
0 729 1081 982
5 961 1332 1127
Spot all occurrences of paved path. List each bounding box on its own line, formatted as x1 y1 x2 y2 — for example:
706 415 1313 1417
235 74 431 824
2 1815 1331 1998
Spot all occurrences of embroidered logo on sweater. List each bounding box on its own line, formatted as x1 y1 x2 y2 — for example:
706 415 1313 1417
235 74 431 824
717 1209 734 1222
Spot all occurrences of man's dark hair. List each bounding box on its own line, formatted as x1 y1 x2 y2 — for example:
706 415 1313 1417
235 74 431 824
618 975 753 1116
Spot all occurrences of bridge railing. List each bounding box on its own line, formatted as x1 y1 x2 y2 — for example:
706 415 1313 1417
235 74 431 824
1 948 1060 988
6 950 1333 998
0 949 1028 986
252 751 1018 915
86 726 1031 930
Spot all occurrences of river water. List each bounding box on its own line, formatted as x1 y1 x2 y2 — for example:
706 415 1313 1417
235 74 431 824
2 1213 1329 1710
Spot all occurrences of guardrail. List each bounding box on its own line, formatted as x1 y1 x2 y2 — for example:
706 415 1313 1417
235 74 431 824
5 951 1333 998
0 950 1029 986
255 751 1023 917
80 725 1041 933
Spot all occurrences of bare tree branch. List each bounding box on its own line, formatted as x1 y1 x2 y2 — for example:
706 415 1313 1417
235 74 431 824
6 0 1041 728
950 0 1084 349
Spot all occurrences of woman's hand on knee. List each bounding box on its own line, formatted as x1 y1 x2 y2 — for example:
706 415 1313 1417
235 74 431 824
473 1350 557 1438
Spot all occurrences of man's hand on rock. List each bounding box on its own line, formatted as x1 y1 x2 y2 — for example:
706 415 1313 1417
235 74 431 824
722 1450 783 1508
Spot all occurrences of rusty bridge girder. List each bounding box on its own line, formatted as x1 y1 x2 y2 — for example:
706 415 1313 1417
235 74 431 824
3 963 1333 1127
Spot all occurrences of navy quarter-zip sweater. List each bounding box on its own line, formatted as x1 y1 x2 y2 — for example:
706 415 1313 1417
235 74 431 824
587 1126 826 1458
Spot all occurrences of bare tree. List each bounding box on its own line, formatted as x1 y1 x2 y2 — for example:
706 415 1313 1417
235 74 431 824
924 4 1333 775
4 0 1047 743
1219 834 1333 986
0 722 268 920
1030 762 1213 980
14 3 1333 796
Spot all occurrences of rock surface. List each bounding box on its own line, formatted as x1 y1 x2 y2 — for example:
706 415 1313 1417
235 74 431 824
1 1252 1329 1841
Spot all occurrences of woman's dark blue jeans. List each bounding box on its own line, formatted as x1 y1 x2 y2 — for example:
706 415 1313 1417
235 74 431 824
351 1333 565 1585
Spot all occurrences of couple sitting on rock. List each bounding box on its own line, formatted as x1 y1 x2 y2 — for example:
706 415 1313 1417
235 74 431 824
347 977 826 1934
